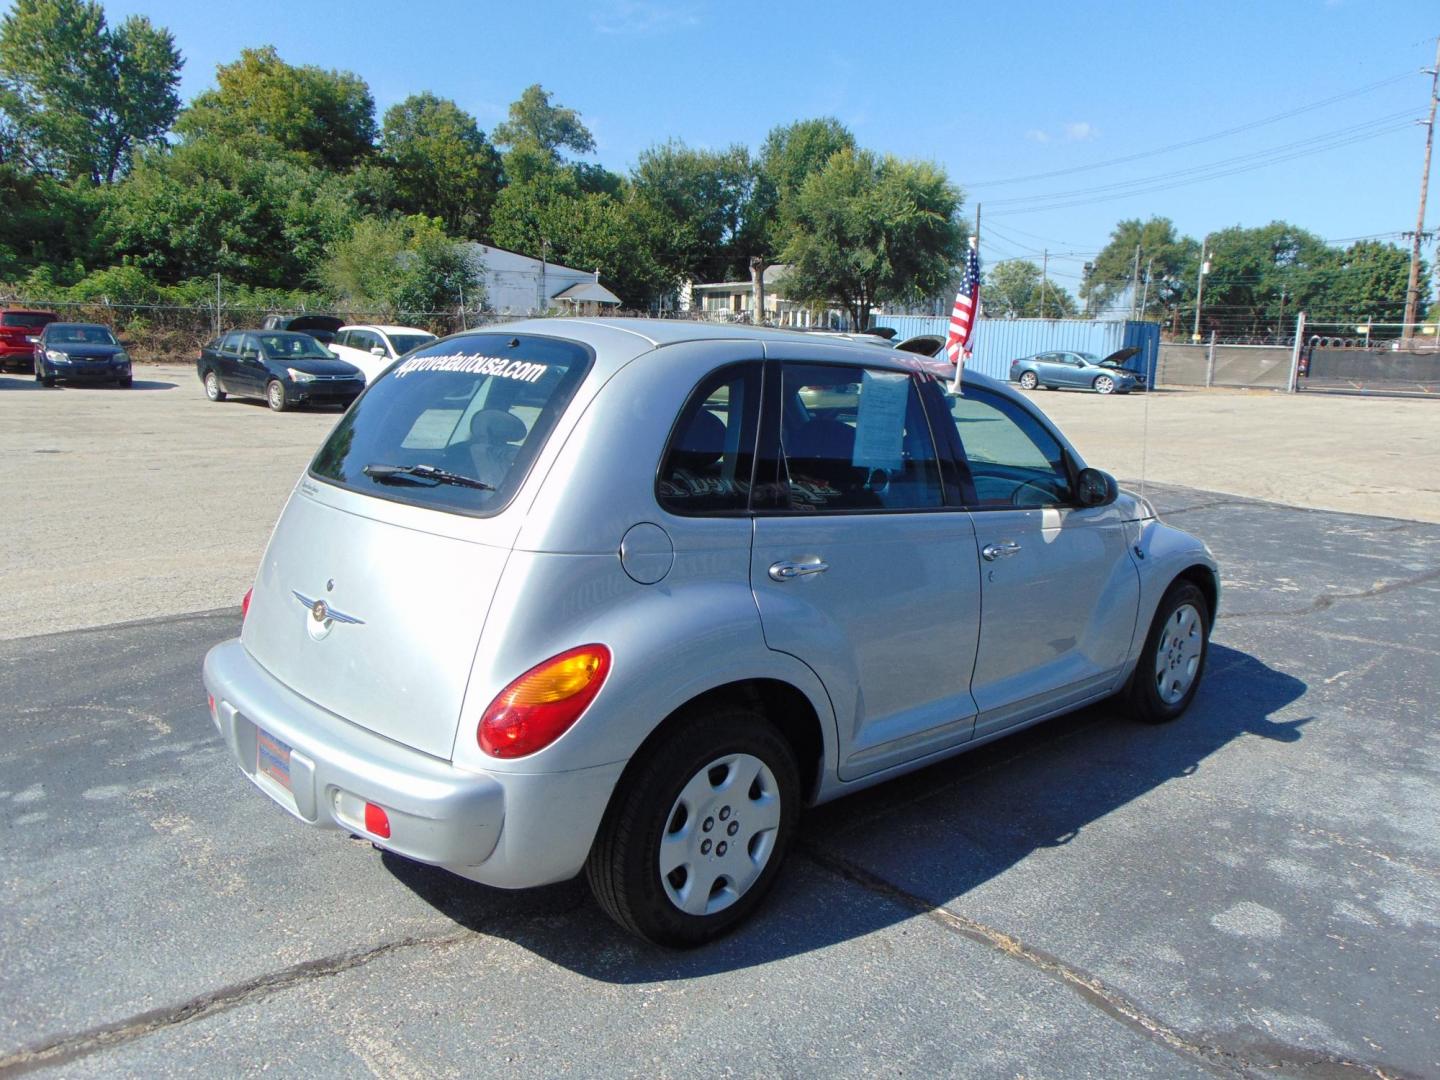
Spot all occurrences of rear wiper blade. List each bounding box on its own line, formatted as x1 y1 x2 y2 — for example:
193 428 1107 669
363 463 494 491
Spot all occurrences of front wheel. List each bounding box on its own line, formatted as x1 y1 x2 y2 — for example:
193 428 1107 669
1127 580 1210 723
1018 371 1038 390
586 704 799 947
266 378 289 412
1093 374 1116 394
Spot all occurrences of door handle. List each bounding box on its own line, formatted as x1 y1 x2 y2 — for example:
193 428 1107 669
981 541 1021 561
769 559 829 582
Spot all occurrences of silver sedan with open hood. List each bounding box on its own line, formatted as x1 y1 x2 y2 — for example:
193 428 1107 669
204 319 1218 946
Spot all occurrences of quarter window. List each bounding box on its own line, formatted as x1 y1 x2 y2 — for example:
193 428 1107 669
774 363 942 512
943 388 1073 508
656 363 761 515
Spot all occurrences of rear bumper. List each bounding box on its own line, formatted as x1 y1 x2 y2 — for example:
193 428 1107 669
202 639 622 888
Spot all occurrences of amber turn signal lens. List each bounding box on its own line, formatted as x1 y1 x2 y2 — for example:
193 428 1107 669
479 645 611 758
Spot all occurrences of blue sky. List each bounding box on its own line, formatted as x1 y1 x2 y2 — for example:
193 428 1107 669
100 0 1438 289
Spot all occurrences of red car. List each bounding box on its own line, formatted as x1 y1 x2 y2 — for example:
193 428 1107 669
0 309 58 372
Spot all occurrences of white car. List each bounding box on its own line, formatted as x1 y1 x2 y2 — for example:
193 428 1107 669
328 324 438 383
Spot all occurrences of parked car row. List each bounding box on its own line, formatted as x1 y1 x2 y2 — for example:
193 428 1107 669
888 333 1148 395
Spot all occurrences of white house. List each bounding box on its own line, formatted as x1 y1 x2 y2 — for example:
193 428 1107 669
463 243 622 315
679 264 856 329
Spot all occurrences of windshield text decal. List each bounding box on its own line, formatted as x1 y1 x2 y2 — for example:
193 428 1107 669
393 352 547 383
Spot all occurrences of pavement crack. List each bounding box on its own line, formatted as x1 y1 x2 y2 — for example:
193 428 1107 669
800 842 1245 1076
1220 566 1440 620
0 931 468 1077
801 844 1420 1079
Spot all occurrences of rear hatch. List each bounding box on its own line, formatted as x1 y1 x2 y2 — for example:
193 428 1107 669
240 332 596 759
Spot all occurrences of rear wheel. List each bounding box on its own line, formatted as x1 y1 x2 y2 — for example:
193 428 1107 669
204 370 225 401
266 378 289 412
1127 580 1210 724
1093 374 1116 394
1018 371 1038 390
587 704 799 947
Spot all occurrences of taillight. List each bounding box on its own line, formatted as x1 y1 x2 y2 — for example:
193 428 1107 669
479 645 611 758
241 587 252 621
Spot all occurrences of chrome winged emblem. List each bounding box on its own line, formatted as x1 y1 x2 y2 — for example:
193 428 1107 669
292 590 364 625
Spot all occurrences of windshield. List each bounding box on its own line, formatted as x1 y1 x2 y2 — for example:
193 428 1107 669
310 333 594 517
50 325 116 345
2 312 54 329
258 333 333 360
387 333 436 356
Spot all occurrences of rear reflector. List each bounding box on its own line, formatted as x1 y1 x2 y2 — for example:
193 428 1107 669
241 587 252 621
480 644 611 758
364 802 391 839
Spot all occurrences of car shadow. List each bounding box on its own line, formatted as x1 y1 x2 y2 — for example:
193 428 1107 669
0 377 177 391
384 644 1307 976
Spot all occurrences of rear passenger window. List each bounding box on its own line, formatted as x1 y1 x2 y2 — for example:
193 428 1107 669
657 363 761 515
776 363 942 512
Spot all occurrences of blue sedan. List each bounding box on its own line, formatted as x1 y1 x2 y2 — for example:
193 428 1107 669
1010 348 1142 394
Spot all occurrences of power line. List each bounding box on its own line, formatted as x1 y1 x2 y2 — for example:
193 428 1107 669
968 71 1415 188
988 119 1414 216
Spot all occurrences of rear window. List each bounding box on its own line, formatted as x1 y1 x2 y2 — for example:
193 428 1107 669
309 333 593 517
1 312 56 329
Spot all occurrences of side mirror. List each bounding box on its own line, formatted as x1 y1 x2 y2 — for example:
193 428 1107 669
1076 467 1118 508
370 346 387 357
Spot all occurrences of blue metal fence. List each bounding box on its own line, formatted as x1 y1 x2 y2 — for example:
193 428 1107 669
875 316 1161 386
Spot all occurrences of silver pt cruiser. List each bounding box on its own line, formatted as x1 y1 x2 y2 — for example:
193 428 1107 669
204 319 1219 947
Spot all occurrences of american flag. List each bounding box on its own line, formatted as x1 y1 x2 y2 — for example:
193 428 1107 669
945 241 981 377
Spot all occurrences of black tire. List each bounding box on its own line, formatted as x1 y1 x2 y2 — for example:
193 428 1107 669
1018 371 1038 390
586 703 800 948
1126 580 1210 724
266 378 289 412
203 369 225 401
118 376 132 388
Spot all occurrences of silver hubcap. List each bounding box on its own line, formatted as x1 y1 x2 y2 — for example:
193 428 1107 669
269 382 282 407
1154 603 1204 705
1095 376 1114 394
659 753 782 917
206 373 218 398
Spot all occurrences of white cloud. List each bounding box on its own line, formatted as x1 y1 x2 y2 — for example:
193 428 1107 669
1063 121 1098 142
591 1 701 35
1025 129 1051 144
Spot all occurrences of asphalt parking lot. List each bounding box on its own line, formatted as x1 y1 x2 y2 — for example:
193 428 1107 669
2 366 1438 1077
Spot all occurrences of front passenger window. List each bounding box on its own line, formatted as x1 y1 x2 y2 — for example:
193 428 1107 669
945 389 1073 508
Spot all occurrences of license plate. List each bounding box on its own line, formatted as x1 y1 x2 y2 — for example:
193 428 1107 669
256 729 293 791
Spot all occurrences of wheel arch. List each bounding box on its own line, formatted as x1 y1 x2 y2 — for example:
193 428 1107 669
610 677 828 808
1174 562 1219 628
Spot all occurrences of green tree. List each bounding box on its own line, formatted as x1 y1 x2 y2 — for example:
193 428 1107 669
749 117 856 258
176 46 375 170
489 164 672 308
0 162 102 277
321 214 478 319
985 259 1077 318
102 136 358 287
778 149 964 330
1319 239 1424 323
1083 217 1198 319
493 84 595 161
0 0 181 183
1192 221 1331 335
379 93 501 237
631 140 755 282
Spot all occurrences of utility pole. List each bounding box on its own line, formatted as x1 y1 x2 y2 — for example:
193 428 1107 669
1402 36 1440 335
1138 256 1155 320
750 256 767 326
214 272 222 335
1192 235 1210 343
1129 244 1142 320
1040 249 1048 318
538 238 549 314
